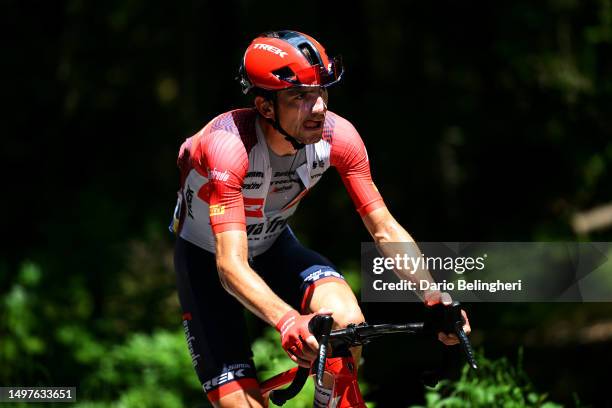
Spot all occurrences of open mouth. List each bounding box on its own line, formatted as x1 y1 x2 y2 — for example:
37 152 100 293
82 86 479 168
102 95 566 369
303 120 323 130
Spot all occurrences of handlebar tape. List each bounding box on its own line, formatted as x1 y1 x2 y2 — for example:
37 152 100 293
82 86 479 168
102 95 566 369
269 367 309 406
310 315 333 387
455 324 478 370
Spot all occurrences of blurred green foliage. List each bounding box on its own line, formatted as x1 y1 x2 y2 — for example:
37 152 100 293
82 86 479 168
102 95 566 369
1 263 46 384
75 329 202 407
415 350 564 408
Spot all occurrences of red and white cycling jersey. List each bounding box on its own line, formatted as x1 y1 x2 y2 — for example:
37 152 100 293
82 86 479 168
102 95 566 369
172 108 384 256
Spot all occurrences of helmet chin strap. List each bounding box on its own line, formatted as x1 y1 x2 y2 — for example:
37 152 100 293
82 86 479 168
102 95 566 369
265 117 305 150
266 95 305 150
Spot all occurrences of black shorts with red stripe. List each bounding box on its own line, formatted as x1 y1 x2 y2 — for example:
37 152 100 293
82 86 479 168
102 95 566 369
174 226 345 403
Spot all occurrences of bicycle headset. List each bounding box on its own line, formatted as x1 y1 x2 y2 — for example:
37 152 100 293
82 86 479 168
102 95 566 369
236 30 344 149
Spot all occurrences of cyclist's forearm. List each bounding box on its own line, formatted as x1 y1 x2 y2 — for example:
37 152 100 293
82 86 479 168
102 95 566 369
364 207 438 300
215 230 294 326
374 224 437 290
217 258 292 326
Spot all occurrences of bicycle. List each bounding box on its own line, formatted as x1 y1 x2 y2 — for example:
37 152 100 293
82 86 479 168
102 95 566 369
259 301 477 407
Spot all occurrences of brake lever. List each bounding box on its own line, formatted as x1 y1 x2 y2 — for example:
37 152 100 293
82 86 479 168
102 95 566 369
447 301 478 370
425 301 478 370
308 314 334 387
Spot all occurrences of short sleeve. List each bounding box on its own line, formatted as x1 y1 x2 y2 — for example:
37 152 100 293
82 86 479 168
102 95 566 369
330 115 385 216
200 131 249 233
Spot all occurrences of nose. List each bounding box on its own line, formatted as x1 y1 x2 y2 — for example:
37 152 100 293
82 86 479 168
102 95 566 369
312 94 327 114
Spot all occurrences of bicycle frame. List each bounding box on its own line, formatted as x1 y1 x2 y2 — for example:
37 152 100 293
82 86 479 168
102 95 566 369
260 362 365 408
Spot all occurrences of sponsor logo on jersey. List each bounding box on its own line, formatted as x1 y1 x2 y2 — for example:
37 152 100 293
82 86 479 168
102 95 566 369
265 216 288 234
208 167 230 182
312 160 325 169
273 170 296 178
243 182 263 190
271 178 298 186
246 171 264 178
209 204 225 216
202 368 248 391
271 184 293 193
304 269 343 283
271 170 301 187
246 216 288 237
253 43 288 58
185 185 195 219
246 223 264 235
182 314 201 368
244 197 264 218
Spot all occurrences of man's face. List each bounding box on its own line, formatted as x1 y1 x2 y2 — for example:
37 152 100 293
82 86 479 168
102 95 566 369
275 86 329 145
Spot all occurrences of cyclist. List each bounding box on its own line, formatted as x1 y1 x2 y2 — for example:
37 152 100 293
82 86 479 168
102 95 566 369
171 30 471 407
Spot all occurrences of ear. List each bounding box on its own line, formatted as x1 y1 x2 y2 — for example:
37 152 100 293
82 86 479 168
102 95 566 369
255 96 274 120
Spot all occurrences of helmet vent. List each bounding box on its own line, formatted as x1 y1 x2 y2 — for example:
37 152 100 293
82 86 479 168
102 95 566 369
298 44 320 66
272 67 296 81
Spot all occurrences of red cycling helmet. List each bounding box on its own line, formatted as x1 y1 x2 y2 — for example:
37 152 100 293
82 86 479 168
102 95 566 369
238 30 344 94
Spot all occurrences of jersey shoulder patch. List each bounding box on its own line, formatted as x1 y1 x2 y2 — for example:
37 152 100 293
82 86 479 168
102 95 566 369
322 111 337 143
210 108 258 154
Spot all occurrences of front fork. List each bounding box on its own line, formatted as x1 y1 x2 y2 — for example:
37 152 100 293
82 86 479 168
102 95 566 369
260 354 366 408
318 356 366 408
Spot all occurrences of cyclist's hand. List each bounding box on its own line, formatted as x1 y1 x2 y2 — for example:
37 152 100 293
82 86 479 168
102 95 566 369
424 291 471 346
275 309 332 367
